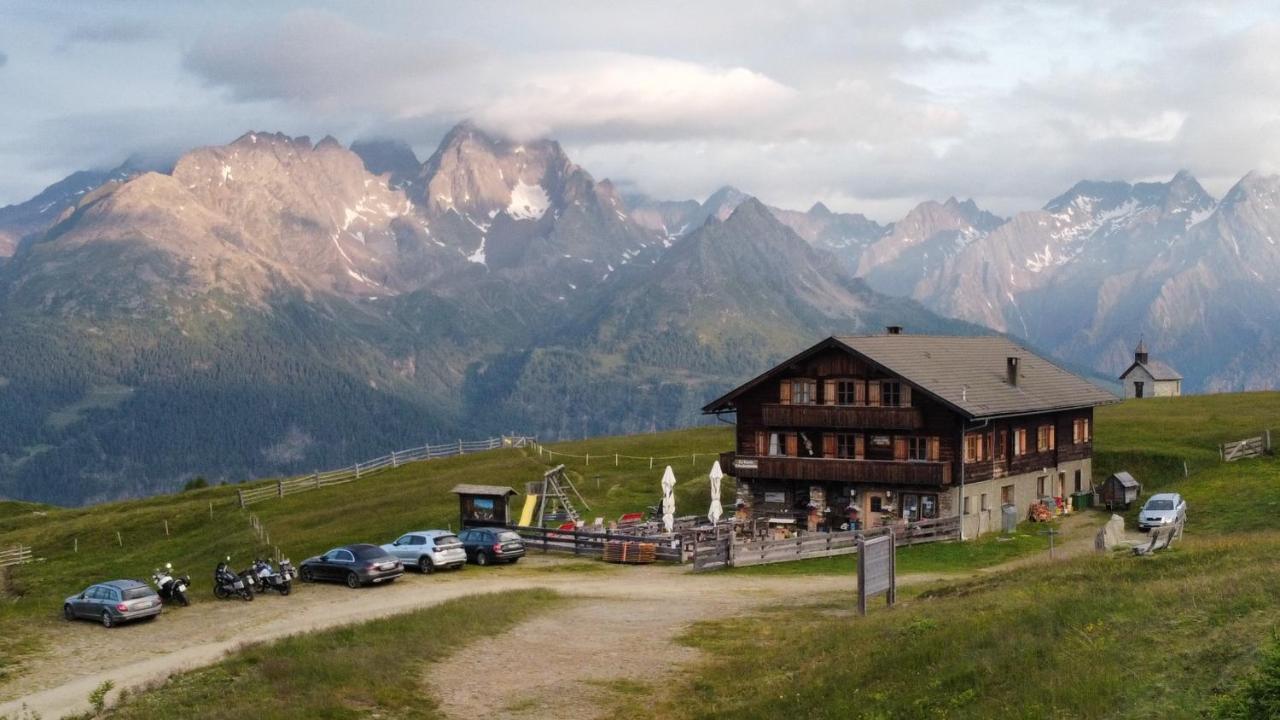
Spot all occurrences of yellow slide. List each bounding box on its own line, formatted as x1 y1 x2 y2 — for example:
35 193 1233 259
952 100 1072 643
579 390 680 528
518 494 539 526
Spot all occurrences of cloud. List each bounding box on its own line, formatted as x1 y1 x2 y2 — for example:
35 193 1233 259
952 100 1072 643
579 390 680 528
63 19 158 45
0 51 7 68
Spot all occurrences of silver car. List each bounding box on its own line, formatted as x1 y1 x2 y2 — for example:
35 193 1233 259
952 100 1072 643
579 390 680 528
64 579 162 627
381 530 467 573
1138 492 1187 531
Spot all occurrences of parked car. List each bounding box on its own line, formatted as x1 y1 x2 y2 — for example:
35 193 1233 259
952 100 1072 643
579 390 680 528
459 527 526 566
381 530 467 573
299 544 404 588
1138 492 1187 531
64 579 162 627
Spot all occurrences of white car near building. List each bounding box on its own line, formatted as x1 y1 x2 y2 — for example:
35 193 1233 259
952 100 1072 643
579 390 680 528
1138 492 1187 532
382 530 468 573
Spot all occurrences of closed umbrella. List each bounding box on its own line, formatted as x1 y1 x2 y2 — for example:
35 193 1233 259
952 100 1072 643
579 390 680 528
661 465 677 534
708 461 724 524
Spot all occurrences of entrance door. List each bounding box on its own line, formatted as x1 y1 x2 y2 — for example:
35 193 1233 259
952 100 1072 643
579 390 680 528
1134 381 1145 398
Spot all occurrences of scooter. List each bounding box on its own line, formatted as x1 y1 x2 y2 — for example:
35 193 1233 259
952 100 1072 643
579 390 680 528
214 557 254 601
152 562 191 606
252 557 294 596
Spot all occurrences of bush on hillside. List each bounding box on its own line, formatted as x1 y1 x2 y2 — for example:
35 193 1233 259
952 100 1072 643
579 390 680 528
181 476 208 492
1216 633 1280 719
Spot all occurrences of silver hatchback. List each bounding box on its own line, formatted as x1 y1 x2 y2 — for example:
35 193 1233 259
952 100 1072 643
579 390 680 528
382 530 467 573
64 579 162 627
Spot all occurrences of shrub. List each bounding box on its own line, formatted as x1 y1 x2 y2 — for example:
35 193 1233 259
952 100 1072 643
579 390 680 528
1215 633 1280 719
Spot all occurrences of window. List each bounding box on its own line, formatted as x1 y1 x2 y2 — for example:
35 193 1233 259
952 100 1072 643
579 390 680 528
907 437 928 461
1037 476 1047 497
1013 428 1028 456
768 433 785 456
963 496 972 515
1001 484 1014 505
1073 418 1091 444
964 433 984 462
881 381 901 407
798 432 816 457
1074 470 1082 493
836 380 859 405
836 433 858 459
920 495 938 519
995 431 1007 460
1037 424 1055 452
980 493 990 511
870 496 883 513
792 379 816 405
902 493 920 520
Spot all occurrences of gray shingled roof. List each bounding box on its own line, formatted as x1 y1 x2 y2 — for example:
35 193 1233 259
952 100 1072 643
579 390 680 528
831 335 1118 419
1121 360 1183 381
450 484 518 496
1108 471 1139 489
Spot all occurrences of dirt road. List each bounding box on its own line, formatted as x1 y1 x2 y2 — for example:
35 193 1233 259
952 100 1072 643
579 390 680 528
1 517 1111 719
0 558 861 718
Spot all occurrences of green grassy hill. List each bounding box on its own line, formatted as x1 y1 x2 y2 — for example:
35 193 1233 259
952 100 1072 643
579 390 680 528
0 426 731 679
610 392 1280 719
4 393 1280 719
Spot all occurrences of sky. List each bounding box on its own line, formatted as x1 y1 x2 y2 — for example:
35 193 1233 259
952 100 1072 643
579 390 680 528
0 1 1277 220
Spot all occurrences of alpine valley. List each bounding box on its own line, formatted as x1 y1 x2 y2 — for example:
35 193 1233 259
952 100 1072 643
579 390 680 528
1 121 1275 504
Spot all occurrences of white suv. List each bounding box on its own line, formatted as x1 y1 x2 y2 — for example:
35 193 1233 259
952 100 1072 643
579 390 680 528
381 530 467 573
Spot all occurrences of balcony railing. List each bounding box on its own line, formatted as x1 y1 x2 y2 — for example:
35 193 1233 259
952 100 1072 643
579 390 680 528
760 403 923 430
720 452 951 486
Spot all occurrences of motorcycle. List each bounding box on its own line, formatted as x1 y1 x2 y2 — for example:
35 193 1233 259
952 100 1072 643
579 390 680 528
152 562 191 606
214 557 254 601
252 557 294 596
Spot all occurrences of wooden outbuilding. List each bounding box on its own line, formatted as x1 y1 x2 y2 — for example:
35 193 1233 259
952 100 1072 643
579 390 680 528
450 484 518 528
1099 472 1141 510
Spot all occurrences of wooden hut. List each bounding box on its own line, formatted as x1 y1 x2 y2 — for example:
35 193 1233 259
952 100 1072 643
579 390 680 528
450 484 518 528
1099 472 1141 510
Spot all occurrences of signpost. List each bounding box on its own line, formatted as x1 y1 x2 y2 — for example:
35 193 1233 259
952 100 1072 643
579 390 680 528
857 530 896 616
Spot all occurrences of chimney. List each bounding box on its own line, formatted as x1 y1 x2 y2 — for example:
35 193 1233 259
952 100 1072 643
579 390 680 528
885 325 903 335
1007 356 1019 386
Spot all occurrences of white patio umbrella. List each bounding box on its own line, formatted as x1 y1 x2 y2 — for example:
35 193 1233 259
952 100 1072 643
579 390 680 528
661 465 677 534
707 461 724 524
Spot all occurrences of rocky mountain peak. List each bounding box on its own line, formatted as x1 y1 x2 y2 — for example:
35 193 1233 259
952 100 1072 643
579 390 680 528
350 138 421 188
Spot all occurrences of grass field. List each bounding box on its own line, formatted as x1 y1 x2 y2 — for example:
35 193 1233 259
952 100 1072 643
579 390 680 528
89 589 561 719
606 392 1280 719
0 427 730 680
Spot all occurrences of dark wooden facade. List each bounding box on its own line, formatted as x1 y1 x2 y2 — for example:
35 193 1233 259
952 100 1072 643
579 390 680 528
712 344 1096 527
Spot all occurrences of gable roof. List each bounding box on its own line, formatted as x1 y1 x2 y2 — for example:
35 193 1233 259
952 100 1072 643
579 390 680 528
703 334 1118 420
1119 359 1182 381
450 484 518 497
1107 471 1139 489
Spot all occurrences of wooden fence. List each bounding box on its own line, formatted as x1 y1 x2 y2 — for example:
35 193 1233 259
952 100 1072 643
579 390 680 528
692 515 961 571
512 526 683 563
0 546 33 568
237 435 535 507
1221 431 1272 462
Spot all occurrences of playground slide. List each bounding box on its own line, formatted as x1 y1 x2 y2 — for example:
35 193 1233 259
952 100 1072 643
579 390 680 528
519 494 538 526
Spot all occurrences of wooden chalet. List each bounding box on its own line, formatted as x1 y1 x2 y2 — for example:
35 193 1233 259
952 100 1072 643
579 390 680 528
702 329 1118 538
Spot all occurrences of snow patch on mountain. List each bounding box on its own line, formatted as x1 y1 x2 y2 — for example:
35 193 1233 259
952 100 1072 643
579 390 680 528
507 180 550 220
466 237 487 266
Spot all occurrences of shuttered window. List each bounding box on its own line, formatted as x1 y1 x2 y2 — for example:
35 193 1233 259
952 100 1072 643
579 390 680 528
928 436 940 461
1013 428 1028 456
893 436 908 461
855 434 865 459
867 382 882 407
882 382 901 407
836 380 859 405
1073 418 1090 443
779 381 792 405
755 431 767 456
995 430 1007 460
785 433 799 457
1037 424 1055 452
822 433 837 457
836 433 857 459
964 433 984 463
823 380 837 406
907 437 928 461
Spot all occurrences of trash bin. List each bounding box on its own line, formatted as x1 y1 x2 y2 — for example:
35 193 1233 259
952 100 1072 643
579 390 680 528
1001 504 1018 533
1070 492 1085 511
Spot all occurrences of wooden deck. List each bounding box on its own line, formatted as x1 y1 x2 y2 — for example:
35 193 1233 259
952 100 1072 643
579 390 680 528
761 403 923 430
722 452 951 486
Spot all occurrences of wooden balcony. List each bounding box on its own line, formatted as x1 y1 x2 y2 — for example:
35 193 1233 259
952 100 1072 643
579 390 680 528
761 403 923 430
721 452 950 487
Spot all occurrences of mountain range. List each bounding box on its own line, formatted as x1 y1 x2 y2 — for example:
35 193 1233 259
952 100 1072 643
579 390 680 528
3 120 1276 504
0 122 980 504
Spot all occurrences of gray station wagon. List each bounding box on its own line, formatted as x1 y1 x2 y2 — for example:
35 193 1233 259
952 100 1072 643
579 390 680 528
64 579 162 627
